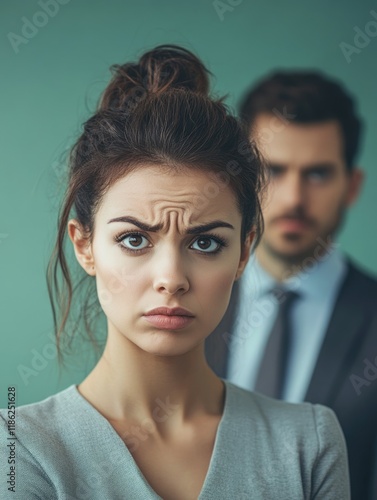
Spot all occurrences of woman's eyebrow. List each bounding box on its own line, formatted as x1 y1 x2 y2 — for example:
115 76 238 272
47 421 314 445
187 220 234 234
107 216 234 234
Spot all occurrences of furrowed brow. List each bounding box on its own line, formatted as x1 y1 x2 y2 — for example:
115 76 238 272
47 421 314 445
107 216 234 234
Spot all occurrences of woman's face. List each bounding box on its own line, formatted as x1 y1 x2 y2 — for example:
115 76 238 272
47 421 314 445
69 165 253 357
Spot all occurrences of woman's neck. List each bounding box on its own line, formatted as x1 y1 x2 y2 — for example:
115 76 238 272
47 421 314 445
77 330 224 431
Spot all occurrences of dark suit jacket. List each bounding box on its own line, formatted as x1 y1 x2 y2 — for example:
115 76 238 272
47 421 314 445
205 259 377 500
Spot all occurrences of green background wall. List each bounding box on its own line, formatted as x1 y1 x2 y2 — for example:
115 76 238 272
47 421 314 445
1 0 376 407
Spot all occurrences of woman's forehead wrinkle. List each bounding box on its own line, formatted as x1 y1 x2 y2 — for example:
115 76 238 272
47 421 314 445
148 202 194 234
106 175 236 232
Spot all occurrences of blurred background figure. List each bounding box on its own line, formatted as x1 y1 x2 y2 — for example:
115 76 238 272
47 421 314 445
206 71 377 500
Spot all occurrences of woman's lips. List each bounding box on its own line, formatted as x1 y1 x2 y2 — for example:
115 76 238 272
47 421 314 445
143 314 195 330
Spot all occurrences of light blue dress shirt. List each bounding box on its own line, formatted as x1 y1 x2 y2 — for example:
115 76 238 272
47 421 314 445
227 246 347 402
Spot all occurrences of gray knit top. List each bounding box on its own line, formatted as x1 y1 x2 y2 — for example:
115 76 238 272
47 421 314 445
0 380 350 499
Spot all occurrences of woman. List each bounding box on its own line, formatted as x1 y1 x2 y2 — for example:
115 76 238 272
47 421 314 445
0 45 350 499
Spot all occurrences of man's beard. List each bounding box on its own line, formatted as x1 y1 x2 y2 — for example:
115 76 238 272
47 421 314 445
261 204 348 269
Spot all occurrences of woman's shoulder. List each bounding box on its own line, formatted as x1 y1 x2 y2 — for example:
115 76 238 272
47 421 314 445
223 379 343 448
225 378 335 416
1 385 77 418
220 381 350 498
0 385 82 445
0 386 83 499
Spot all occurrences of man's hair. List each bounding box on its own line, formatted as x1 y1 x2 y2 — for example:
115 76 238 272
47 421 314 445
239 70 363 170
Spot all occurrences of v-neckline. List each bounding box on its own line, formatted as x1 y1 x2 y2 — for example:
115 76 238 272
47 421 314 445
71 378 230 499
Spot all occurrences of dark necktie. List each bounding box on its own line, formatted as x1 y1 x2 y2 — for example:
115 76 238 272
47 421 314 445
254 289 299 399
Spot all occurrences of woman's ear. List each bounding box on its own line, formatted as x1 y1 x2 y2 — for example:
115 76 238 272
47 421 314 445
235 231 255 281
67 219 96 276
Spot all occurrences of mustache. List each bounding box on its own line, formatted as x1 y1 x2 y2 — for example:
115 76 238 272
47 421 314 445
270 210 316 227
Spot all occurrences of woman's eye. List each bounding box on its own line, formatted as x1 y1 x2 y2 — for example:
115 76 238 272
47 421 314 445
120 234 149 250
191 237 221 253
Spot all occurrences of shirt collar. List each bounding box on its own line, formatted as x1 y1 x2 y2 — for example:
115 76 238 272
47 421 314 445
240 253 275 300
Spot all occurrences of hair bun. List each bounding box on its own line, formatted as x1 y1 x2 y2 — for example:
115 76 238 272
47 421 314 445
98 44 211 112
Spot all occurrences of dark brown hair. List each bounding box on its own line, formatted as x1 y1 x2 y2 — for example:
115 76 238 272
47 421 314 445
239 70 363 170
47 44 266 363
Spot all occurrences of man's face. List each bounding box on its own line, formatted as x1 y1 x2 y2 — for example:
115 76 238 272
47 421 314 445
252 114 362 264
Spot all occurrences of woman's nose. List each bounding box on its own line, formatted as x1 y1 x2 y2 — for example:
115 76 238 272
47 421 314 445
151 249 190 295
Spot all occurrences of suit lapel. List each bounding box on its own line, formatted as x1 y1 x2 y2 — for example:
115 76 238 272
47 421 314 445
205 280 240 378
305 262 367 405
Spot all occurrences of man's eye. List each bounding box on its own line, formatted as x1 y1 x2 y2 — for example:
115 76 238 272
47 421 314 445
268 167 283 178
306 170 330 181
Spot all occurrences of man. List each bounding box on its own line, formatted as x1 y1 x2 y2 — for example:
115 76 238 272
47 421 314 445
206 71 377 500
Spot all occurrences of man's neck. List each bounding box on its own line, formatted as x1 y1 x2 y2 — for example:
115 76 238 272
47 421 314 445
255 243 334 282
255 247 291 282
